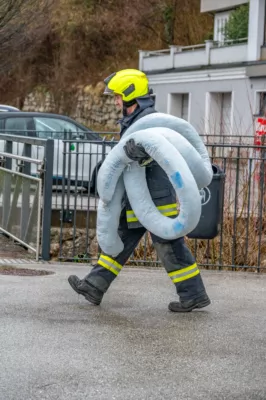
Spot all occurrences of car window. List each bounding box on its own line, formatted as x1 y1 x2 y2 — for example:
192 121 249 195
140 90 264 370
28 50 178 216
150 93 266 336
34 117 85 139
4 117 34 136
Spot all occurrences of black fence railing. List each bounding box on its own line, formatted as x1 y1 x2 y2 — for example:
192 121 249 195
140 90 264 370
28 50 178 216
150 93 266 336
56 139 266 272
2 129 266 271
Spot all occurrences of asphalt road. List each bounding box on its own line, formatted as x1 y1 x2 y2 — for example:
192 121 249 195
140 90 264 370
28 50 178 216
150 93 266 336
1 265 266 400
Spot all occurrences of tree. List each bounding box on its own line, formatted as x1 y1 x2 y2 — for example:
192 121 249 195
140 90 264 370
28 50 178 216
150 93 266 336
0 0 213 105
0 0 53 73
222 4 249 42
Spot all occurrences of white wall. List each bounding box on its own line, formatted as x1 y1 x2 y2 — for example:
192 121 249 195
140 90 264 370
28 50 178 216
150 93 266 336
210 44 247 64
247 0 266 61
148 71 255 136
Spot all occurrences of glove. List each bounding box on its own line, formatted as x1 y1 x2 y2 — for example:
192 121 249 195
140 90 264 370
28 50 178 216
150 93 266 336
123 139 153 167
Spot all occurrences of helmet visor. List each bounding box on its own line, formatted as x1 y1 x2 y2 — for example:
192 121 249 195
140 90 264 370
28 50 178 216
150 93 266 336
103 72 116 95
103 86 114 96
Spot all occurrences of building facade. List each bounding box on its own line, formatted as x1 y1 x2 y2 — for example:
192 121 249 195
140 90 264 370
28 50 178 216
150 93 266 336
139 0 266 139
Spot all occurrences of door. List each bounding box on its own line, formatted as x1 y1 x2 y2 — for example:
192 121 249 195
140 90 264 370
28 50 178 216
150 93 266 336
220 92 232 137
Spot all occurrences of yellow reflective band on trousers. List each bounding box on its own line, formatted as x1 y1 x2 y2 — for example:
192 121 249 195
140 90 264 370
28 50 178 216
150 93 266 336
98 255 123 276
126 203 178 223
168 263 200 283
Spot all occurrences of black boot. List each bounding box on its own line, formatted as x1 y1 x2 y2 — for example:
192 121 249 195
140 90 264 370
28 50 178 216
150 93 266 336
168 294 211 313
68 275 104 305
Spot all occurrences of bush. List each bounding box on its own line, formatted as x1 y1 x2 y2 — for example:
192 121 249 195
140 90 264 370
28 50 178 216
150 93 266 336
222 4 249 42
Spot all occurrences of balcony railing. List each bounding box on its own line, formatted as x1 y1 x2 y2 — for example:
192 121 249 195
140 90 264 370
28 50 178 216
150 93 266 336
139 38 248 72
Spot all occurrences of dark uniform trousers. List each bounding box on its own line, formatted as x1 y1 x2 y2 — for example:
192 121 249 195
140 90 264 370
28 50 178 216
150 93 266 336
84 163 208 302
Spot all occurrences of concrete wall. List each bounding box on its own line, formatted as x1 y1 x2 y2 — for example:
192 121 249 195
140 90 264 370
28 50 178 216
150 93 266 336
210 44 247 64
22 85 121 131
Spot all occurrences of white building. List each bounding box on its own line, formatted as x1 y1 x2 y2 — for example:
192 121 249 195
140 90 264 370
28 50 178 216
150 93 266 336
139 0 266 140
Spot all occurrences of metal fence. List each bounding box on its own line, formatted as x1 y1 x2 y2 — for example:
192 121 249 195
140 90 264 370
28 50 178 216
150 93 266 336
0 167 42 260
2 130 266 271
0 134 54 260
56 137 266 272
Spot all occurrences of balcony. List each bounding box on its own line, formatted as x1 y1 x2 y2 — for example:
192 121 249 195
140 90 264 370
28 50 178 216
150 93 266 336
139 39 248 73
200 0 248 13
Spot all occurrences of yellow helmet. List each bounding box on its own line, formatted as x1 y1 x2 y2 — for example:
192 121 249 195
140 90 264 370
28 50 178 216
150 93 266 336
103 69 149 102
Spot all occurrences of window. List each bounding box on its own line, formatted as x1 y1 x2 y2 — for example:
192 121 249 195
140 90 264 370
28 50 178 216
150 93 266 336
208 92 232 137
168 93 190 121
214 11 230 43
34 117 84 139
256 92 266 116
206 91 232 156
4 117 35 136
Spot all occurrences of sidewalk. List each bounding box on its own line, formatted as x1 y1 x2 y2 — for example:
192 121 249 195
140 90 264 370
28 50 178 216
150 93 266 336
1 264 266 400
0 232 35 260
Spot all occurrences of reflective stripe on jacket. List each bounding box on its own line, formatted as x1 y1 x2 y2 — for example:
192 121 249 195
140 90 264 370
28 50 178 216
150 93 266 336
125 155 179 229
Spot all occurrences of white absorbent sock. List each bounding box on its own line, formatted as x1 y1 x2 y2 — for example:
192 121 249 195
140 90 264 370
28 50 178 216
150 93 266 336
124 112 213 188
96 176 125 256
96 123 212 256
123 130 201 238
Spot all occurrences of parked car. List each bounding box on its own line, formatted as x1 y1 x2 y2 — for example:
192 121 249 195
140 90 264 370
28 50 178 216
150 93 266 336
0 105 20 112
0 111 113 192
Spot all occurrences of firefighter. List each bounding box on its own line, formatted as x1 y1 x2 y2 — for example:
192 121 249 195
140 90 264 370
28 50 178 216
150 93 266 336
68 69 211 312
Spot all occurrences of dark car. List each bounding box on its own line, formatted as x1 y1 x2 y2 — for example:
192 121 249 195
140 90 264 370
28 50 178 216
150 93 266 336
0 112 111 191
0 111 100 140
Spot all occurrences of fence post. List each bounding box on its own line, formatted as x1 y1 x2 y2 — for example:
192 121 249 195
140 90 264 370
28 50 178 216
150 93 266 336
2 141 12 228
41 139 54 260
205 40 213 65
169 45 181 68
20 143 31 239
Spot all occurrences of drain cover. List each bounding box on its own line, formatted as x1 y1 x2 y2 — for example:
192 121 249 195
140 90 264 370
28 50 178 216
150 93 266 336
0 265 54 276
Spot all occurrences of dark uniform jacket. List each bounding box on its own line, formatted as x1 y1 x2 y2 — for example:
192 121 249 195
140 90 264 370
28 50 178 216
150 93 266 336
119 97 178 229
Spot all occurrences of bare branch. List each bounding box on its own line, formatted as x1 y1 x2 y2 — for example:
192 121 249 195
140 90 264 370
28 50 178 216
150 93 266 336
0 0 54 73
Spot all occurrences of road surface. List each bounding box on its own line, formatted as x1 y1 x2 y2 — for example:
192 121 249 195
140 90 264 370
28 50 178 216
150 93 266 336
1 265 266 400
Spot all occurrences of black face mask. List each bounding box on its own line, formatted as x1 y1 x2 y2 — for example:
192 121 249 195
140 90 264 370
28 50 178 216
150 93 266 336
122 99 138 116
122 91 155 116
